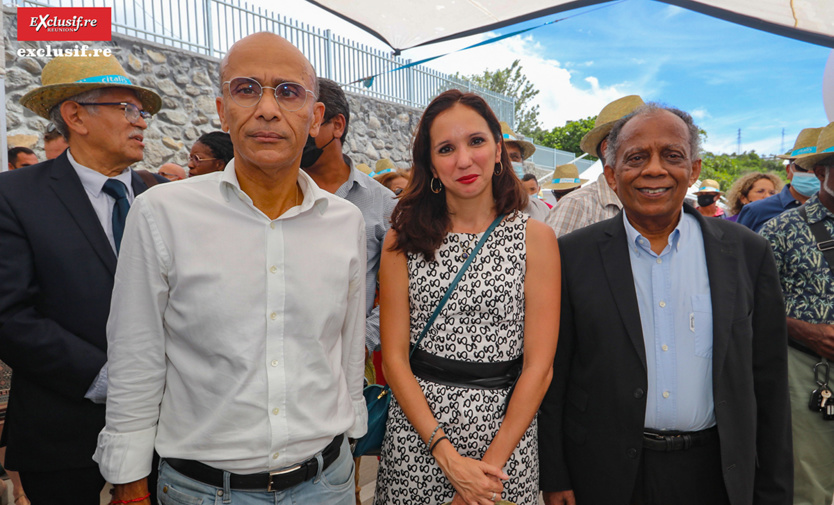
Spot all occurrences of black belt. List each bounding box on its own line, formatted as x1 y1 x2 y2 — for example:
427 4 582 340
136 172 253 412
788 338 820 359
642 426 717 452
410 347 522 390
165 434 343 491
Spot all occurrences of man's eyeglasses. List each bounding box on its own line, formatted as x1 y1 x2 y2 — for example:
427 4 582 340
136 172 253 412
74 102 152 125
222 77 315 111
189 154 217 164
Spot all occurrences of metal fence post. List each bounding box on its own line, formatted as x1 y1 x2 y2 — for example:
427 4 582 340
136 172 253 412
406 59 414 107
324 29 333 80
204 0 214 57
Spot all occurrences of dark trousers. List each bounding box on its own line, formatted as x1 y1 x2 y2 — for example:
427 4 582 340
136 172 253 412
19 466 106 505
630 434 731 505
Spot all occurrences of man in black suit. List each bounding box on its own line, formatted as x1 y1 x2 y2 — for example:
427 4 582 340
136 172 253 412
540 104 792 505
0 54 163 503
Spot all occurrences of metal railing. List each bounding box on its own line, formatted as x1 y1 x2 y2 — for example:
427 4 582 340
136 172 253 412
9 0 516 125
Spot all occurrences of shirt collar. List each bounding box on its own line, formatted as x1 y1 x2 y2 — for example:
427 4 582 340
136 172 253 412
66 148 134 199
622 208 685 256
778 183 800 207
803 194 834 225
220 159 330 216
335 155 369 198
596 173 622 208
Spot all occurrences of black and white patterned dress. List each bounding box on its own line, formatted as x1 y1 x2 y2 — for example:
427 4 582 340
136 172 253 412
374 212 538 505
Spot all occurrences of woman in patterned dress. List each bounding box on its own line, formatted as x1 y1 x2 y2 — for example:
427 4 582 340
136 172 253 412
374 90 561 505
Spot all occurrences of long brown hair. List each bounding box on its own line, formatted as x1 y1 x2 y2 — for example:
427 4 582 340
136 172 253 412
391 89 527 261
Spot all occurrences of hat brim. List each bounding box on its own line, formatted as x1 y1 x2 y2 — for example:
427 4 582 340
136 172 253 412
20 82 162 120
505 140 536 160
580 123 614 157
693 189 723 195
794 151 834 169
541 178 588 190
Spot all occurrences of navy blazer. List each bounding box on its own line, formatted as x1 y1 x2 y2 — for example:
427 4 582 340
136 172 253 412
0 152 160 471
539 204 792 505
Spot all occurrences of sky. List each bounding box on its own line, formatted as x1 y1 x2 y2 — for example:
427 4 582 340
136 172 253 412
252 0 832 157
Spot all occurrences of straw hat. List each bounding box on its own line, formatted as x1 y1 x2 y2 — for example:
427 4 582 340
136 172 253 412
20 54 162 120
541 164 588 190
372 158 396 176
694 179 722 195
356 163 373 175
776 127 824 160
500 122 536 160
579 95 645 156
795 122 834 168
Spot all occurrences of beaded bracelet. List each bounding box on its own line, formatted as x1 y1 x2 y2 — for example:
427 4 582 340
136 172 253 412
430 435 449 454
110 493 151 505
427 423 443 449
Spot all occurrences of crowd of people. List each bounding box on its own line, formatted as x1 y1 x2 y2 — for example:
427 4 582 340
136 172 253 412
1 29 832 505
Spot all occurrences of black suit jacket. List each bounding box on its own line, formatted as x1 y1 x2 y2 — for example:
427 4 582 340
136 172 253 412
539 205 792 505
0 153 160 471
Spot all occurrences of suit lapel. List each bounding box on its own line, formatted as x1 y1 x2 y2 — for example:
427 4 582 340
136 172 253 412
686 206 737 382
598 212 647 370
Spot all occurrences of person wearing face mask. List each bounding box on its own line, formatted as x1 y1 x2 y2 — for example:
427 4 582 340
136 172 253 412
693 179 726 218
299 78 396 505
499 122 549 221
737 127 824 232
760 121 834 505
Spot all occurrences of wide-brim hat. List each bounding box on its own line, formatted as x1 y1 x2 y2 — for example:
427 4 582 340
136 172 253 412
356 163 373 175
580 95 645 156
20 54 162 120
693 179 723 195
541 163 588 190
371 158 397 176
793 123 834 168
777 127 824 160
500 122 536 160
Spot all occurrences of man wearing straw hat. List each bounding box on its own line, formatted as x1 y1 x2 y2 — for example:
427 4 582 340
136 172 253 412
693 179 726 218
0 53 162 503
737 127 823 232
545 95 643 237
96 33 366 505
500 122 550 220
761 121 834 505
540 164 587 202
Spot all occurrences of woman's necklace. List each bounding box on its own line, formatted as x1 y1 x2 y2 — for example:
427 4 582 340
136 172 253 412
460 232 477 260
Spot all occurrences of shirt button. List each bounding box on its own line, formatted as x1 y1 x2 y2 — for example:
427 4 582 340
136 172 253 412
270 222 276 229
270 312 277 320
633 388 644 399
627 448 638 459
656 258 662 264
662 344 668 352
271 359 279 367
659 301 666 308
273 452 279 459
272 407 280 415
663 391 670 399
270 265 277 274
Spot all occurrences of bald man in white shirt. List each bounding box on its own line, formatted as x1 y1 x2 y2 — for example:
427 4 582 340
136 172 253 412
95 32 367 505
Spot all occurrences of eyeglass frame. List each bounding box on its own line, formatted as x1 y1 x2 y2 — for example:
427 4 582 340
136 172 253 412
189 154 218 164
74 102 153 125
221 77 317 111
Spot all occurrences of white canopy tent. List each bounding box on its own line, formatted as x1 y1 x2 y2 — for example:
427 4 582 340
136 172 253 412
306 0 834 52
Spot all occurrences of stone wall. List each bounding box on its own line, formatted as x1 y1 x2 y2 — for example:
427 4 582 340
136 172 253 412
3 7 420 172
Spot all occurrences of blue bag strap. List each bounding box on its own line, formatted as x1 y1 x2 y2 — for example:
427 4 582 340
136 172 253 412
408 214 505 358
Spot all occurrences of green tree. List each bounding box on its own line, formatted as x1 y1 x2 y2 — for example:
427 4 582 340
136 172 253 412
532 116 598 159
457 60 541 135
700 151 785 191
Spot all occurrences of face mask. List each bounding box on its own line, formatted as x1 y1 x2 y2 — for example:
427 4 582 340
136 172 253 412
511 162 525 178
792 172 821 197
300 134 336 168
697 194 717 207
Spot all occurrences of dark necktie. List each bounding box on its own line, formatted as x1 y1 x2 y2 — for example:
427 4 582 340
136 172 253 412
101 179 130 254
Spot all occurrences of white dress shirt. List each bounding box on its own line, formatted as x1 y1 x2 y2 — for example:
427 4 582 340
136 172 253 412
94 161 367 484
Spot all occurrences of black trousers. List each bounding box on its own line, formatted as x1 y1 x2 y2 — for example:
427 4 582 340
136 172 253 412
630 434 731 505
19 466 106 505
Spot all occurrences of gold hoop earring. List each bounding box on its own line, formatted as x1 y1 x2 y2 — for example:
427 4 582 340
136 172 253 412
430 177 443 194
494 162 503 176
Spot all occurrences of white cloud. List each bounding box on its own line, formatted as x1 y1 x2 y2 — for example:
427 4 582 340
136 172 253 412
691 107 710 120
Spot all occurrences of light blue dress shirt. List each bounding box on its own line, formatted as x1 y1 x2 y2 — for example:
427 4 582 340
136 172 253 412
623 210 715 432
